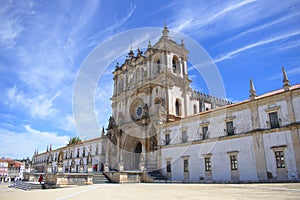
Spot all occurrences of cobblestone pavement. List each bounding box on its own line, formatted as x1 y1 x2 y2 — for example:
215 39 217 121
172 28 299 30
1 182 300 200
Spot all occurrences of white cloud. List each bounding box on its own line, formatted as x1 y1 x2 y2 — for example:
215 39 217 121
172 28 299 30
277 41 300 51
147 2 177 16
170 0 256 33
5 85 60 119
266 66 300 81
214 30 300 63
60 114 76 133
0 0 36 49
0 125 69 159
219 11 300 46
88 3 136 41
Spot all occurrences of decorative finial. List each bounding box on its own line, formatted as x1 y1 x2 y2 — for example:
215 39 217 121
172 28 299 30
249 79 257 100
50 144 52 151
162 25 169 38
180 38 185 48
282 66 291 91
147 40 152 49
164 16 167 28
101 126 105 136
128 46 134 58
46 145 48 152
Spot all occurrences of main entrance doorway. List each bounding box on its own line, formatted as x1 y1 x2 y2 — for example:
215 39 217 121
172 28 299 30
134 142 142 170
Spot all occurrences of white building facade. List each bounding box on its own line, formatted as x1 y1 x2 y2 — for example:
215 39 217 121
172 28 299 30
160 83 300 181
31 26 300 182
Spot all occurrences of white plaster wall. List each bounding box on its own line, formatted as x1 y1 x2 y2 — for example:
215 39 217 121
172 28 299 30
206 114 226 138
292 96 300 122
168 86 184 117
232 109 253 134
263 131 297 179
258 100 289 128
188 98 200 116
161 136 257 181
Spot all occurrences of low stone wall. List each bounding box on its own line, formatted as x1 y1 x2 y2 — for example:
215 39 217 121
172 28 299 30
105 171 148 183
23 173 43 182
51 173 93 186
25 173 93 187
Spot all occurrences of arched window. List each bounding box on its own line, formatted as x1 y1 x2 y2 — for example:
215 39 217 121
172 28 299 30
156 59 161 73
172 58 177 73
172 56 181 74
175 99 181 116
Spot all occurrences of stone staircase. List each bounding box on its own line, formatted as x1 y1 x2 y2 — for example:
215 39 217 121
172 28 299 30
92 173 110 184
9 181 45 190
147 170 168 182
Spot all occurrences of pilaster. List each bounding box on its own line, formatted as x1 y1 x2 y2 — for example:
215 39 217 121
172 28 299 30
252 132 268 180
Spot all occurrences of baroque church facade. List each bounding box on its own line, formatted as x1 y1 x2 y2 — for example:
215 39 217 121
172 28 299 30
31 26 300 182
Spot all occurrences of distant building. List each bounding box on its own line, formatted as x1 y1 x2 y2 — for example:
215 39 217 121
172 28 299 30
31 26 300 182
0 158 25 182
0 159 8 181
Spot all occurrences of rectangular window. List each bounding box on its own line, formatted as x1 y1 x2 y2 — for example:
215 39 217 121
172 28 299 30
193 105 197 114
275 151 285 168
183 159 189 172
269 112 280 129
230 155 238 170
182 131 188 143
165 134 170 145
166 161 171 173
77 149 79 158
205 158 211 172
96 147 99 155
226 121 234 136
202 126 208 139
82 149 86 157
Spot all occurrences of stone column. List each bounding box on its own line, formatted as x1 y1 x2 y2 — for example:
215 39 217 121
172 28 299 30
105 137 110 172
291 128 300 179
119 150 124 172
252 132 268 180
139 153 145 172
87 153 93 173
117 134 120 168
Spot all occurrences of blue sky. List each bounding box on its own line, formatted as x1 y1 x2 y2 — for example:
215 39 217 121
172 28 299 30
0 0 299 159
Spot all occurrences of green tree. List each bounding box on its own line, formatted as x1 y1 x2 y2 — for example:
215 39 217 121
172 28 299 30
67 136 82 146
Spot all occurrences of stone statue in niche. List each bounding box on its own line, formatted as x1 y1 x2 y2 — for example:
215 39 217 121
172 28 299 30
150 134 157 151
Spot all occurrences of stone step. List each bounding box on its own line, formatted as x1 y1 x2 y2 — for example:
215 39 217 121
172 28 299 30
147 170 168 182
92 174 110 184
9 181 44 190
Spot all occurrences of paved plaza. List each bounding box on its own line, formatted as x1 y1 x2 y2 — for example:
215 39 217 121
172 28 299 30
1 183 300 200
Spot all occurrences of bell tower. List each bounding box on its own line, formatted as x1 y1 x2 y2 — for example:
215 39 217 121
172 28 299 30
106 25 230 171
